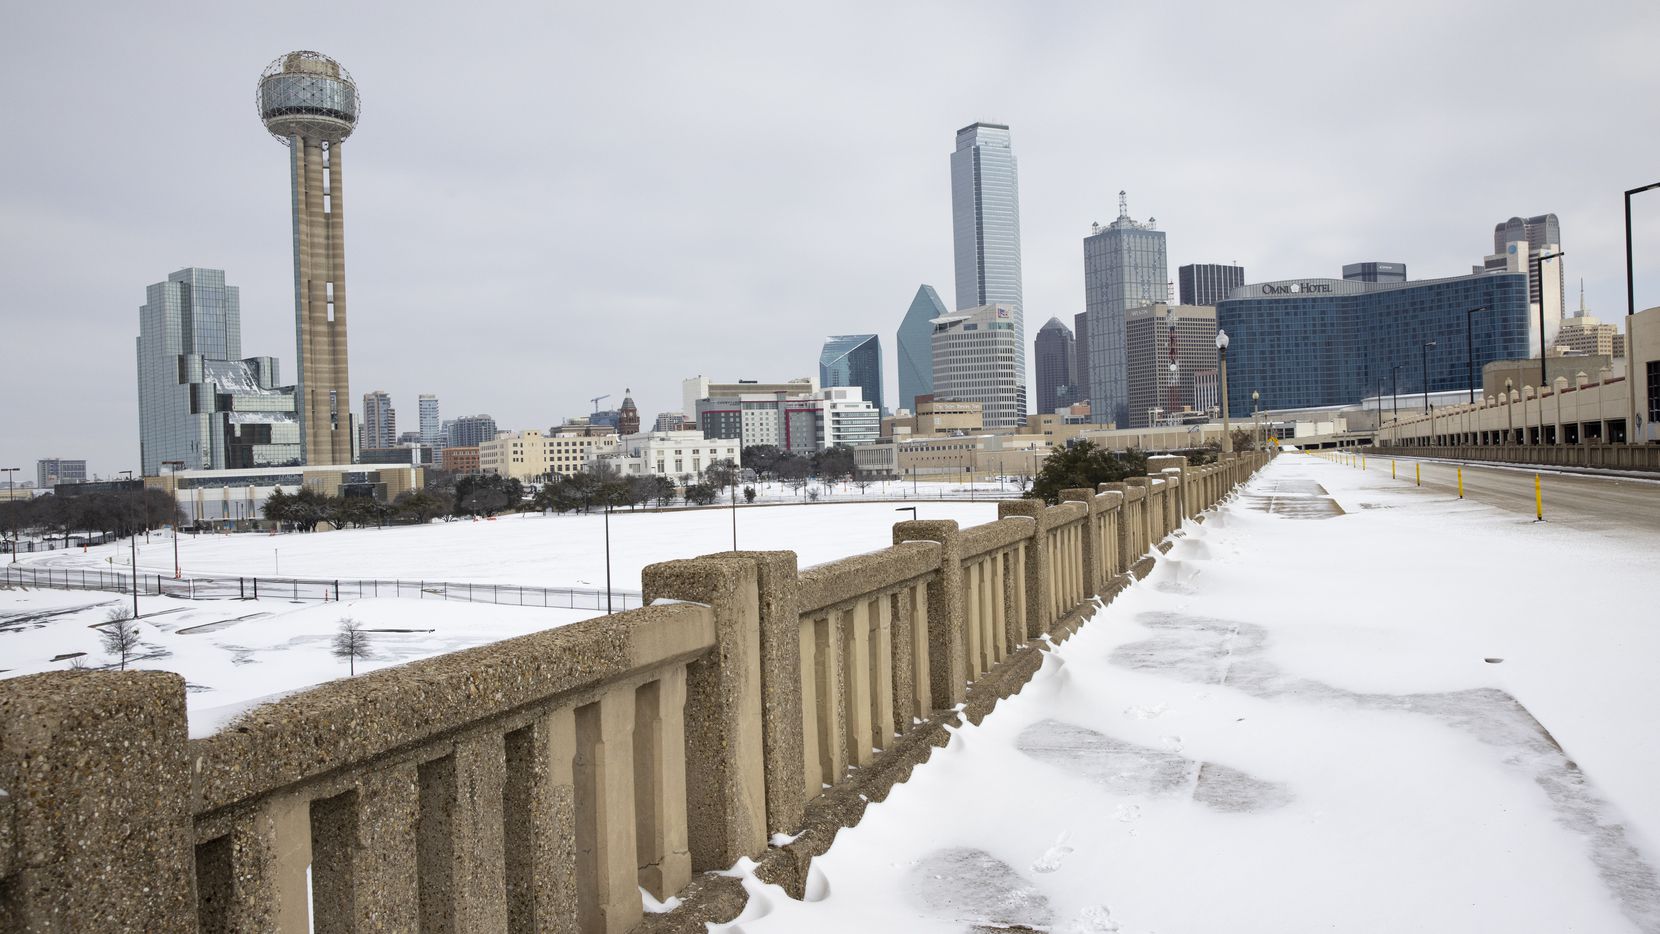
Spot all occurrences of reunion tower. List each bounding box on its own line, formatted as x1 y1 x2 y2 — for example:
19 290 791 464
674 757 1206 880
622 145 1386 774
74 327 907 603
258 51 359 465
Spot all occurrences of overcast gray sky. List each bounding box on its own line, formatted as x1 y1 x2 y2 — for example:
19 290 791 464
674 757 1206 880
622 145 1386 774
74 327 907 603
3 0 1657 479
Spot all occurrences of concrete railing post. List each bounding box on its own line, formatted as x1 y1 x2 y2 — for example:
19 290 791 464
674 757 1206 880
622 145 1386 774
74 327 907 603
726 551 805 838
0 671 195 931
994 502 1050 639
641 555 768 872
893 520 967 708
1124 477 1156 550
1060 489 1099 597
1100 483 1136 569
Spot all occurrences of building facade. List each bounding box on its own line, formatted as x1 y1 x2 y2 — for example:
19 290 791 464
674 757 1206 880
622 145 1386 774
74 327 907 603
897 285 947 414
143 463 420 528
1033 317 1077 414
882 395 983 438
1216 272 1532 416
695 386 879 453
1080 195 1168 428
931 303 1024 428
819 334 884 414
1342 261 1407 283
36 459 87 488
361 391 395 450
1124 304 1219 428
950 123 1025 408
440 445 480 474
592 431 741 478
136 267 301 476
618 391 641 436
1178 263 1245 306
444 414 498 448
478 430 620 481
259 51 361 466
1555 312 1626 359
682 376 817 420
418 394 442 448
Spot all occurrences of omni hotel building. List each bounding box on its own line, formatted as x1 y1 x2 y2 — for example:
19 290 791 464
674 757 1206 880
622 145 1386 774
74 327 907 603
1215 272 1531 416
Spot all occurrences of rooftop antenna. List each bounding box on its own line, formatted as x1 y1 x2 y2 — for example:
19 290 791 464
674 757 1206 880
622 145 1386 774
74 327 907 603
1118 190 1128 219
1578 278 1586 317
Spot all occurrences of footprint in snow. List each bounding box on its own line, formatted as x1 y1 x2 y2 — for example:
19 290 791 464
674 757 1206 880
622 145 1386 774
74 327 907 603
1031 832 1073 873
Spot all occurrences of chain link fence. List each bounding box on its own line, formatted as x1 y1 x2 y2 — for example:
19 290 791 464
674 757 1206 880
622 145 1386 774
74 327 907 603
1 565 639 612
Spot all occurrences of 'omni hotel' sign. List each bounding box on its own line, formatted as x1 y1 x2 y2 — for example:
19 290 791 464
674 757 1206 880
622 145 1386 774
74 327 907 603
1261 281 1335 295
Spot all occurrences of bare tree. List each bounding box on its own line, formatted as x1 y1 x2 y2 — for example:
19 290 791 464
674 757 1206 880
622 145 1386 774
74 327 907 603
332 617 372 676
101 607 141 671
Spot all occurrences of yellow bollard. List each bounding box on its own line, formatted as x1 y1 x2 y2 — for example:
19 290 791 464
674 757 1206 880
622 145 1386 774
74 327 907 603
1392 460 1396 479
1415 463 1420 486
1457 466 1464 499
1535 474 1544 521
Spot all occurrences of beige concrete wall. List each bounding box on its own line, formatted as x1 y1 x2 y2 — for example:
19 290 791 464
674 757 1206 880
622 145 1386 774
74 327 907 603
0 453 1280 931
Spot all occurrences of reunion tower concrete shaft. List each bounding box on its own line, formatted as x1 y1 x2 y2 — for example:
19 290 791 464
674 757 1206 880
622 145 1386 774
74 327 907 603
258 51 359 465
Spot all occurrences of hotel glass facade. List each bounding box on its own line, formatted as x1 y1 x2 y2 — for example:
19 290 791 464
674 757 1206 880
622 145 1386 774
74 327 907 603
136 268 301 475
1215 273 1531 416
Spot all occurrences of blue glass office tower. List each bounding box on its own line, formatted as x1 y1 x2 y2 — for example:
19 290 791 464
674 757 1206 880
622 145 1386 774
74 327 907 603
819 334 884 413
1080 198 1167 427
897 284 947 412
1215 272 1531 416
951 123 1026 415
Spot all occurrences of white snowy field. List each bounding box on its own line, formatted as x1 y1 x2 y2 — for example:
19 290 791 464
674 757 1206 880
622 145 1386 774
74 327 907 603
16 500 1000 592
715 454 1660 934
2 499 999 737
0 588 597 737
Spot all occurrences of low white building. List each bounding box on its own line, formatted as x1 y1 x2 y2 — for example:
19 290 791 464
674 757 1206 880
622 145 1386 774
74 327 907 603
693 386 879 453
590 430 741 478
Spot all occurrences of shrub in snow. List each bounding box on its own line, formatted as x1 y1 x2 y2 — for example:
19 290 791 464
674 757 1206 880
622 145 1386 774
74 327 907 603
333 617 372 676
101 607 141 671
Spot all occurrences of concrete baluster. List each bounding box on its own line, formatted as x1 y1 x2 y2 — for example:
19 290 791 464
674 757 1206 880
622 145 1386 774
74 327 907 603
893 520 966 707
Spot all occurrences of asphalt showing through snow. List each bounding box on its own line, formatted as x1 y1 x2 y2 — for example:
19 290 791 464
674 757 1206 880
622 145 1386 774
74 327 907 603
1349 454 1660 537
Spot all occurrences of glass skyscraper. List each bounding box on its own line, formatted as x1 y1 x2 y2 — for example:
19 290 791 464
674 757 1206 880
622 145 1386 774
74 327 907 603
418 394 443 448
1080 196 1167 428
819 334 884 414
897 284 947 413
136 268 300 475
1178 263 1245 306
951 123 1025 416
1034 317 1077 414
1216 272 1531 415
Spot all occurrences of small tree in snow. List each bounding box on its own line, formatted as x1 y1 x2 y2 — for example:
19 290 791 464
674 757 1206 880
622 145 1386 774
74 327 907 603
333 617 372 676
101 607 141 671
743 485 757 504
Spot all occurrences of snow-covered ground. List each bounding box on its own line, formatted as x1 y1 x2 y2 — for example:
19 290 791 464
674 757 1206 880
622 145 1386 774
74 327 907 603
714 454 1660 934
16 500 1000 592
3 500 999 738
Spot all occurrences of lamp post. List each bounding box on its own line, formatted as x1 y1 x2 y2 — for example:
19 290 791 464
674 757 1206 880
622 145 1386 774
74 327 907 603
1376 381 1385 447
1535 250 1565 404
895 506 917 522
730 479 738 551
1251 390 1260 451
1 467 17 563
1216 330 1232 453
1391 363 1402 431
1505 377 1515 444
1627 183 1660 444
1465 305 1489 405
1422 340 1437 445
119 469 139 618
603 500 613 614
162 460 184 578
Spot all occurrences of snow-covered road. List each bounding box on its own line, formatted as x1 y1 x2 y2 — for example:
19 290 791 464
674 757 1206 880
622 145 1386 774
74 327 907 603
715 454 1660 934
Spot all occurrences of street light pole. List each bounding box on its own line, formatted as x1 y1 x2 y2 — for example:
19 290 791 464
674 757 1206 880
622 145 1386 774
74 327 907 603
1423 340 1437 445
603 502 613 614
1535 250 1565 416
1506 378 1515 443
1251 390 1260 451
1465 306 1489 405
163 460 184 578
1627 183 1660 444
119 469 139 618
1 467 17 563
1216 330 1232 453
1391 363 1402 429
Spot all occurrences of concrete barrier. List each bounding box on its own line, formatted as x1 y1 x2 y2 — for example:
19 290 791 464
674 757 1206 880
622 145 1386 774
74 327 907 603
0 453 1274 932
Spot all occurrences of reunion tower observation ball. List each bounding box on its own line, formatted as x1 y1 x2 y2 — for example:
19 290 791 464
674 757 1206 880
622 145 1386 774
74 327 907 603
257 50 359 144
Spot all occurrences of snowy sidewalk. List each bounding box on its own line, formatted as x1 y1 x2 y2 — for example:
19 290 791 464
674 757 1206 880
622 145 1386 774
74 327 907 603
713 455 1660 934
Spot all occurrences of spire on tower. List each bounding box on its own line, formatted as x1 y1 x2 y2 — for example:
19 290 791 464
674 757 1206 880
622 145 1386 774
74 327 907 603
1118 190 1128 219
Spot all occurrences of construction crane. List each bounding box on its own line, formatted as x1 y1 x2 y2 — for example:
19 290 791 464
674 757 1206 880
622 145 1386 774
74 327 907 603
591 394 611 413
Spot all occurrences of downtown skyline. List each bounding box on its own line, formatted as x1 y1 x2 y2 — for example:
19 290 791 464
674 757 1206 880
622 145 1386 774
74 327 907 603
3 0 1659 475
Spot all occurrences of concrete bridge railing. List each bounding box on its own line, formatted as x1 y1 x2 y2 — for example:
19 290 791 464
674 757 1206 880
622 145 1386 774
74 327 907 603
0 453 1271 933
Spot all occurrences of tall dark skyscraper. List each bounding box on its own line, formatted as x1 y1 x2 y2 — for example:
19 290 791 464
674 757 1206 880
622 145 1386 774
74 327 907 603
1034 317 1077 414
1342 262 1407 283
1178 263 1245 305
